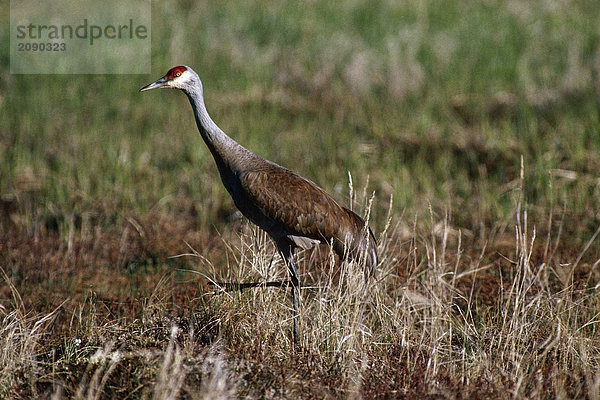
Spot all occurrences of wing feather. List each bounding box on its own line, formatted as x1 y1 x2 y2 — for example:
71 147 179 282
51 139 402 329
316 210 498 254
234 162 377 272
238 164 347 241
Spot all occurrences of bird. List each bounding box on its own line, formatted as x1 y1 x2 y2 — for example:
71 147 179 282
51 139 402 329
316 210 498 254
140 65 377 347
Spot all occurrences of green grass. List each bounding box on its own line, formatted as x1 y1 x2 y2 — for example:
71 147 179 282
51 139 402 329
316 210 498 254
1 0 600 398
1 0 599 229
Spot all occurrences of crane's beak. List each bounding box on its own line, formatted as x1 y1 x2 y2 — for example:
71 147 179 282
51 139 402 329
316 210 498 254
139 76 169 92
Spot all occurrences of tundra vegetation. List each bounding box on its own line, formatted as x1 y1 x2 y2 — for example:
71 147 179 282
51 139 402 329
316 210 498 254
1 1 599 398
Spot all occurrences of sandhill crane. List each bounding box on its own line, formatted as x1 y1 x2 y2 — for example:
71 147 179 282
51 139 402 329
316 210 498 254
140 65 377 347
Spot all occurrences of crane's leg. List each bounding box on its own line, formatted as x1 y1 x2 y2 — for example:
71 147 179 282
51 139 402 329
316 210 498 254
278 243 301 349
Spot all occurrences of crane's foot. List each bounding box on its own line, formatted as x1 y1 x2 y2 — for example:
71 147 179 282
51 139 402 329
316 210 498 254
208 280 293 293
292 320 299 350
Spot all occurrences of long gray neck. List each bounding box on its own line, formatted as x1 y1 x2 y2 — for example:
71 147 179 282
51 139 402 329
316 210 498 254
184 85 252 175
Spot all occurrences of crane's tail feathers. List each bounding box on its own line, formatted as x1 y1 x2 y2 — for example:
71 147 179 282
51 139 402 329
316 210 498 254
361 225 379 277
335 210 378 278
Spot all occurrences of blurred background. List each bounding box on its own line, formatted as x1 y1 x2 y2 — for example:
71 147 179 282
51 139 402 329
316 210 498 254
1 1 600 398
2 0 599 240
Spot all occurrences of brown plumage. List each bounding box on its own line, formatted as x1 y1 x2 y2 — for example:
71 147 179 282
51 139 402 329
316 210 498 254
237 163 377 266
141 65 377 347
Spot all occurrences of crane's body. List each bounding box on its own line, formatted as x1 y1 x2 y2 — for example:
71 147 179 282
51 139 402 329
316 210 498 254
141 66 377 347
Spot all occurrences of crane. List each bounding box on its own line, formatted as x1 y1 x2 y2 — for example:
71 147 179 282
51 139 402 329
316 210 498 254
140 65 377 347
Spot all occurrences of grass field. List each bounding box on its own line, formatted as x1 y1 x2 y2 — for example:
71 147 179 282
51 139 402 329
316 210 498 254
2 0 600 398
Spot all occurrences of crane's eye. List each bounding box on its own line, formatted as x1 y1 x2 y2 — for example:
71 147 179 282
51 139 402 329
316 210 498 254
175 71 182 77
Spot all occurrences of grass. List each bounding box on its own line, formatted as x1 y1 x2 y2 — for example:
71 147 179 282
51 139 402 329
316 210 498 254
1 0 600 398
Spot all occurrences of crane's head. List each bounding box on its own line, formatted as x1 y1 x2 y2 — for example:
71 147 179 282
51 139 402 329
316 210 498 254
140 65 200 93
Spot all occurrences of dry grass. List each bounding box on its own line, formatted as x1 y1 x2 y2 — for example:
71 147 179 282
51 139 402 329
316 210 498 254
2 175 599 399
2 1 600 398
